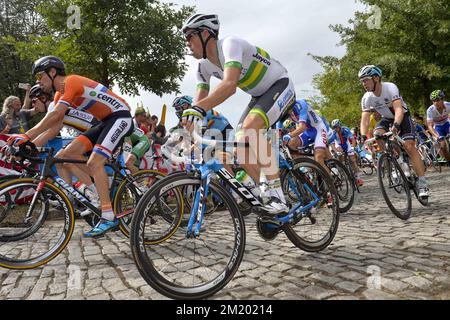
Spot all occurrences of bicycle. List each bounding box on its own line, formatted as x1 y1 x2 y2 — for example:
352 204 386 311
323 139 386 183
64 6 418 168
355 145 375 176
333 150 362 194
296 143 355 214
417 139 441 173
129 124 339 299
368 132 429 220
0 142 172 269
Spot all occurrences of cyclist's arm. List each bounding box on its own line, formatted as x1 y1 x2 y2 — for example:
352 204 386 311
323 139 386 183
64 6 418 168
195 88 209 104
25 104 67 141
195 67 241 112
33 123 64 147
392 99 404 127
427 120 439 139
289 122 307 137
360 111 371 137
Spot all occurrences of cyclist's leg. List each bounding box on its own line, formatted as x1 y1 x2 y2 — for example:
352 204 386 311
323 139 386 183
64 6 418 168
56 138 93 186
310 126 329 170
436 123 450 160
125 153 139 173
237 78 295 213
85 113 133 236
400 114 425 177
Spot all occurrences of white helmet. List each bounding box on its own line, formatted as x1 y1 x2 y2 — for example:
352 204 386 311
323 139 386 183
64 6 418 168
182 14 220 37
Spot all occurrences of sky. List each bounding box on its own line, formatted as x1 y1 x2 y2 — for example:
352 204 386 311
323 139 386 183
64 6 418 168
116 0 368 130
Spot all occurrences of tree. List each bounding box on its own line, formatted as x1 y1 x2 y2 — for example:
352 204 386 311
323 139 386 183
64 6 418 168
311 0 450 126
0 0 48 103
7 0 194 97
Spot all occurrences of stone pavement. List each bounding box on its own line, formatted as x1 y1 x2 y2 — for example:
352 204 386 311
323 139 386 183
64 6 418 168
0 168 449 300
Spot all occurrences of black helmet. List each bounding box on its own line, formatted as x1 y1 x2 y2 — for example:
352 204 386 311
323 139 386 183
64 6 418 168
32 56 66 76
29 84 48 99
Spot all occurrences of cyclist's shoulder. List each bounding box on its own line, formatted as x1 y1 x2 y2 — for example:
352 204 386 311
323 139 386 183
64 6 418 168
220 35 248 47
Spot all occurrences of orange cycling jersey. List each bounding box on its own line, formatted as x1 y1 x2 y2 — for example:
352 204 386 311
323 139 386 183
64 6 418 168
53 75 130 120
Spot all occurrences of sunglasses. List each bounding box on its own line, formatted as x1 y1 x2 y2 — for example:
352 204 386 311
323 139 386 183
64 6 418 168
35 71 46 81
185 31 199 42
432 99 443 102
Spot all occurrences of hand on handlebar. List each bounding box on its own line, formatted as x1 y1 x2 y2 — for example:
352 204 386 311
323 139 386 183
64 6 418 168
7 133 31 146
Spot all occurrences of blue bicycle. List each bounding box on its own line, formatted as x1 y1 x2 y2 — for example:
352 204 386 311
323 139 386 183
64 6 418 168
129 126 339 299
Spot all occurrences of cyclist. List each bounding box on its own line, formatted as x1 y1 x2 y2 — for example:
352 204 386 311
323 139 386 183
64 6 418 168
8 56 134 237
180 14 296 215
281 99 331 169
358 65 429 198
329 119 364 187
172 95 233 151
426 90 450 161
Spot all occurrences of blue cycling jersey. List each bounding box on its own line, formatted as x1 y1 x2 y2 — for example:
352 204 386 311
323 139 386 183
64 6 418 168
329 126 353 146
290 99 324 129
415 124 428 144
204 109 231 132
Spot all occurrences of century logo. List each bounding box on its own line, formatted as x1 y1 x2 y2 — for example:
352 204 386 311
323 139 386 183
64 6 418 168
89 91 96 97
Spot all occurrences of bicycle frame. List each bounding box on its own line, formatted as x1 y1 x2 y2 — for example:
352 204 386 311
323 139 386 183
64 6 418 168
184 144 321 238
17 145 136 222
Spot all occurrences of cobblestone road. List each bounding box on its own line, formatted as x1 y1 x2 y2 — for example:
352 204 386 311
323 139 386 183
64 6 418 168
1 168 449 300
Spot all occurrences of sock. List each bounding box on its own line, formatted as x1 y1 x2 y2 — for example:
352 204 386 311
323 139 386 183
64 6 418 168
101 204 115 221
267 179 286 204
418 176 427 187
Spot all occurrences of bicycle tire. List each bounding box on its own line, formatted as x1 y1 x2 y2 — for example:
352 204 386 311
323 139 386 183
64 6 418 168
130 172 246 300
113 169 166 240
326 159 354 213
0 178 75 269
281 157 340 252
377 154 412 220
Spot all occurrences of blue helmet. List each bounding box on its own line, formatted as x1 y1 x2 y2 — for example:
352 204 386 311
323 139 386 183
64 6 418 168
172 95 193 119
331 119 341 128
358 65 382 79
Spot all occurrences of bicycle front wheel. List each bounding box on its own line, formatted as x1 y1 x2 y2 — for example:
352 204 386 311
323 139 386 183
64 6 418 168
130 172 246 300
0 178 75 269
377 154 412 220
281 157 340 252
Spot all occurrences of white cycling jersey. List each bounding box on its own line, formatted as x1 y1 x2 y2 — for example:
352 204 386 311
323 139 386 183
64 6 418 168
196 36 289 97
361 82 409 119
47 102 98 134
426 102 450 126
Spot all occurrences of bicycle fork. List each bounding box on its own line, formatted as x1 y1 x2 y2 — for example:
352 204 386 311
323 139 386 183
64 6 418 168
186 176 210 238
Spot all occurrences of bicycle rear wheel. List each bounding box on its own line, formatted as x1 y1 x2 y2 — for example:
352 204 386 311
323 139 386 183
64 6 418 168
377 154 412 220
326 159 354 213
0 178 75 269
114 169 166 240
281 157 340 252
130 173 245 300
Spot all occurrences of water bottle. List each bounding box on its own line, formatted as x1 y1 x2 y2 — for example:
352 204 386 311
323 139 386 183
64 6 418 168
397 156 411 178
236 170 260 197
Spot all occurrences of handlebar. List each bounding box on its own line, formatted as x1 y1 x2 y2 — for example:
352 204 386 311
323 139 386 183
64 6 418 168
366 132 405 145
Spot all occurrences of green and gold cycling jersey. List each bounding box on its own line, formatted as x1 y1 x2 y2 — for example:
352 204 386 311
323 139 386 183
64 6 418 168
196 36 289 97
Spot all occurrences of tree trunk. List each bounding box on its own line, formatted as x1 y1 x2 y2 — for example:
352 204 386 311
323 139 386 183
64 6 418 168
101 53 110 88
422 78 431 111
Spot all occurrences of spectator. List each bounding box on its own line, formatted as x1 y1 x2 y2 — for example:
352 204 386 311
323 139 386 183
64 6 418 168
134 107 148 132
148 115 159 133
0 95 45 135
150 124 168 145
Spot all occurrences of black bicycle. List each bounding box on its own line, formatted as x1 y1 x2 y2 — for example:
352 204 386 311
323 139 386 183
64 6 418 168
0 142 168 269
368 132 429 220
297 143 354 214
